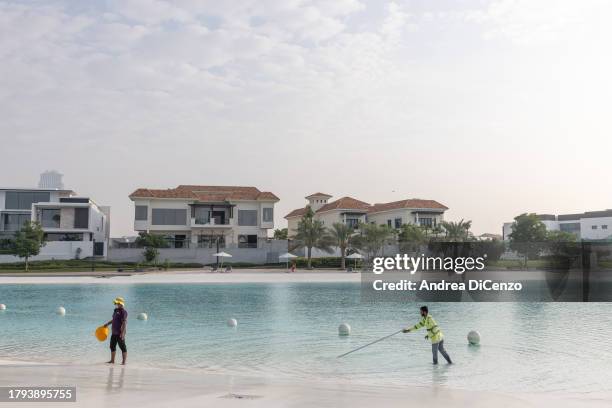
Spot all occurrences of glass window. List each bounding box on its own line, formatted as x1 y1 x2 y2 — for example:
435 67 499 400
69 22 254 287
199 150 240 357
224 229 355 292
135 205 148 221
74 208 89 228
151 209 187 225
346 218 359 229
45 233 83 241
592 225 598 230
2 213 30 231
263 208 273 222
41 209 60 228
5 191 50 210
238 234 258 248
238 210 258 226
394 218 402 229
387 220 392 227
419 218 434 228
603 225 608 230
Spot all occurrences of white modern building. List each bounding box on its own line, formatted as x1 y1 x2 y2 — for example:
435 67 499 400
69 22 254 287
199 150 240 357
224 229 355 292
0 187 111 260
285 193 448 236
503 210 612 241
129 185 279 249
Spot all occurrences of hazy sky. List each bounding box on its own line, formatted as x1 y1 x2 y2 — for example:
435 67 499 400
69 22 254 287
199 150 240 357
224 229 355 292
1 0 611 237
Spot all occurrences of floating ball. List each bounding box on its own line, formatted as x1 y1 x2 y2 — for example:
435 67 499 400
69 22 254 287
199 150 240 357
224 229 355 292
56 306 66 316
0 304 5 311
227 318 238 327
467 330 481 345
137 312 148 321
338 323 351 336
95 326 109 342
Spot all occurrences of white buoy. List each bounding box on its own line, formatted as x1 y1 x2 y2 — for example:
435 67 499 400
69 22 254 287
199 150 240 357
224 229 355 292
137 312 148 321
56 306 66 316
227 318 238 327
338 323 351 336
467 330 481 345
0 304 6 311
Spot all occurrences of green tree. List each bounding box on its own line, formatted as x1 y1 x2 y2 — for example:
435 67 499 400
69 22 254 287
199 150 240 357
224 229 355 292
352 223 394 260
398 223 427 252
136 232 168 265
11 221 45 271
508 213 548 267
135 232 169 248
291 207 333 269
143 247 160 263
329 223 354 269
273 228 288 240
546 230 579 258
441 219 472 242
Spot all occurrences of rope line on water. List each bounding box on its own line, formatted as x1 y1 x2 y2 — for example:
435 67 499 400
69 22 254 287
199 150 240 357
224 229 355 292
337 329 404 358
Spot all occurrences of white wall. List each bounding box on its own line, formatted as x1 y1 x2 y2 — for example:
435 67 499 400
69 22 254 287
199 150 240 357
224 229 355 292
0 241 94 263
581 217 612 240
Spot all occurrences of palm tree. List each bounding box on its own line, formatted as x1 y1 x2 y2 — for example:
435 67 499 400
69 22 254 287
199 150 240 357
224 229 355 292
273 228 288 240
441 219 472 242
398 223 427 253
291 207 333 269
329 223 354 269
352 223 394 260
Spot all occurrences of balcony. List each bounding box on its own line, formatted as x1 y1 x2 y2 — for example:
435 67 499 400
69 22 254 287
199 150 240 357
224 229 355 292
191 217 232 228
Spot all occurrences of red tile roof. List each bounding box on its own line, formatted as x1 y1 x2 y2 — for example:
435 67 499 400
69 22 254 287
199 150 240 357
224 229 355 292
285 197 370 218
316 196 371 213
285 207 310 218
285 197 448 218
368 199 448 213
130 185 279 201
305 192 332 199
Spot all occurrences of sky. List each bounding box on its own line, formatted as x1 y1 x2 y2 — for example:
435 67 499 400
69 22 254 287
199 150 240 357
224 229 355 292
1 0 611 237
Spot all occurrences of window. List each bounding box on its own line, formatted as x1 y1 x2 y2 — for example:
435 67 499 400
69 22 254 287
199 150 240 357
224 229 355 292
560 223 580 233
263 208 273 222
197 235 225 249
238 234 258 248
419 217 434 228
5 191 50 210
151 209 187 225
45 233 83 241
603 225 608 230
74 208 89 228
387 220 392 227
1 213 30 231
346 218 359 229
238 210 258 226
135 205 148 221
592 225 598 230
41 209 60 228
394 218 402 229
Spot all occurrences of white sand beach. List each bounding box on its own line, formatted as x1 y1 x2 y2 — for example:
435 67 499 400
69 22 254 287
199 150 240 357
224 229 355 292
1 360 609 408
0 269 363 284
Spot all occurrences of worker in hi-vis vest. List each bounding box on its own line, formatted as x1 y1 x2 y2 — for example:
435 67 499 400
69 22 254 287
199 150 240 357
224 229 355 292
403 306 453 365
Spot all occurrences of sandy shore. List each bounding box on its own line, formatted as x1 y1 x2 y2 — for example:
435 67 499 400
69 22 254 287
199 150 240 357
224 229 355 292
0 360 609 408
0 269 362 284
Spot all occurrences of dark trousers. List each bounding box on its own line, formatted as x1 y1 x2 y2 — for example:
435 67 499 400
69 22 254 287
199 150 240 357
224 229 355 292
432 340 451 364
110 334 127 353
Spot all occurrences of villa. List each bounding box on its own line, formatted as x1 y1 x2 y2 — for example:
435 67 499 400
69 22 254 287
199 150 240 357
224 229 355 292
285 193 448 236
0 187 110 259
503 210 612 241
129 185 279 249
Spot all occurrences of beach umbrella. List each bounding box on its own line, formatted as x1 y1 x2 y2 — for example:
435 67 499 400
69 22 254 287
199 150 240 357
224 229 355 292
346 252 364 268
279 252 297 269
213 252 232 268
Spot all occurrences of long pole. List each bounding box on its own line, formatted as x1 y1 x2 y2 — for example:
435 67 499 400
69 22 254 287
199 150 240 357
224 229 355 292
337 329 403 358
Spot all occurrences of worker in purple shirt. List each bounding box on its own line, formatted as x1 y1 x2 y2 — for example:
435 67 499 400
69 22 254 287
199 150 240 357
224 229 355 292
102 297 128 365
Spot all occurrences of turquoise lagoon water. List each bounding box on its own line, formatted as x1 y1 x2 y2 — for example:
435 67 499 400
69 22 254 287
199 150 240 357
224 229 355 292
0 283 611 393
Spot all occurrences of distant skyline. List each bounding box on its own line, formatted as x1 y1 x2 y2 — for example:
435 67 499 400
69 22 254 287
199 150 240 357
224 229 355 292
1 0 611 237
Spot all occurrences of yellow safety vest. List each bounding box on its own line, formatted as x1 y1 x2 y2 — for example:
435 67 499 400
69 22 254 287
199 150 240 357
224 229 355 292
407 314 443 344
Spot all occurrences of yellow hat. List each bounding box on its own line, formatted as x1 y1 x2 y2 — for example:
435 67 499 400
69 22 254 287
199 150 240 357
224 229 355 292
113 297 125 306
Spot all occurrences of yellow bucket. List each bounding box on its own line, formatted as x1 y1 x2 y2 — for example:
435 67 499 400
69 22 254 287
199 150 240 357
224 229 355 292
95 326 109 342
